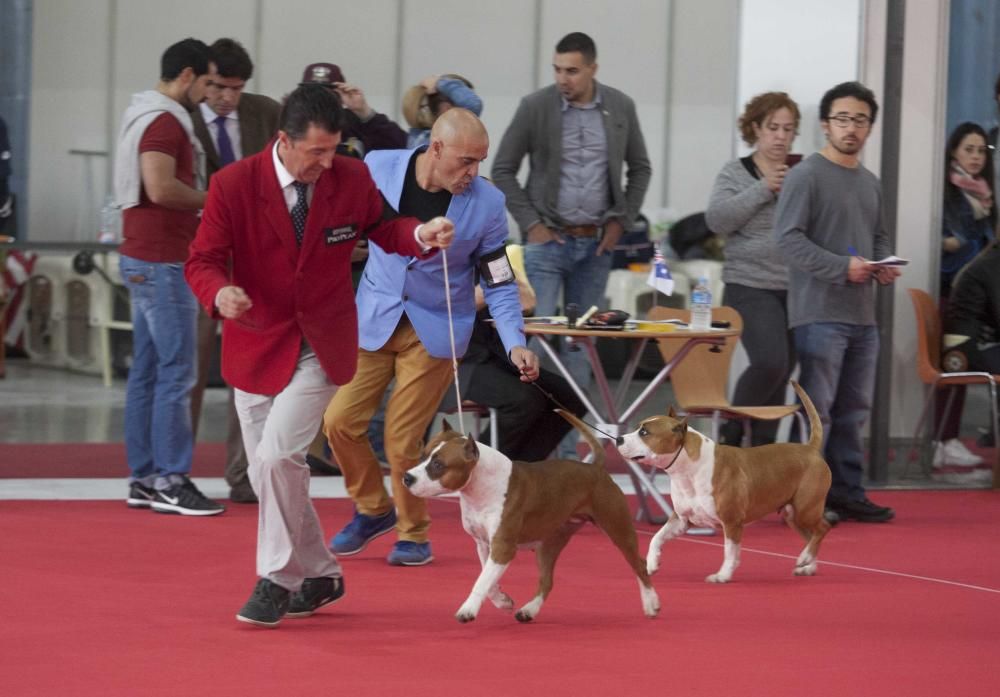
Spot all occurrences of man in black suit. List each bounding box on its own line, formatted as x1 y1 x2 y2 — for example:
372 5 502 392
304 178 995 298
189 38 281 503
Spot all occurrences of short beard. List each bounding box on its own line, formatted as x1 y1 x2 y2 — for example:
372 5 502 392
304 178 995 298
180 88 200 111
830 137 861 156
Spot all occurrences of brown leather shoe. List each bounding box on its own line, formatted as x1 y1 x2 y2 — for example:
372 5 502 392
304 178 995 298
229 481 258 504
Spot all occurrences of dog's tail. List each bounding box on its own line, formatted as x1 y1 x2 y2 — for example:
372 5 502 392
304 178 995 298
791 380 823 451
554 409 606 468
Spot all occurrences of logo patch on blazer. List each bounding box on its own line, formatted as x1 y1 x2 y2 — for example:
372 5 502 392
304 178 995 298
324 225 358 245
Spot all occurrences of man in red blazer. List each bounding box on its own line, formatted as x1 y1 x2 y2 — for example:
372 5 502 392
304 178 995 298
185 85 454 628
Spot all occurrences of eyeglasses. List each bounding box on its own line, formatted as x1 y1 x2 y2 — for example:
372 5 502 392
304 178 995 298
827 114 872 129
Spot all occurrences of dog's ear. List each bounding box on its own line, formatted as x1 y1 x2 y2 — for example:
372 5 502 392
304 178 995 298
667 405 677 418
441 418 454 432
463 435 480 461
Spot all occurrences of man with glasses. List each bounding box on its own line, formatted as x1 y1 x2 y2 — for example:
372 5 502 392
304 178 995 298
189 38 281 504
775 81 902 524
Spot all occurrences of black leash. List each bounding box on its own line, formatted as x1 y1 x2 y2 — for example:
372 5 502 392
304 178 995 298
525 376 620 442
522 370 684 471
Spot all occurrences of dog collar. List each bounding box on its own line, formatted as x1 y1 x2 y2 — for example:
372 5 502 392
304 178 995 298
661 447 683 472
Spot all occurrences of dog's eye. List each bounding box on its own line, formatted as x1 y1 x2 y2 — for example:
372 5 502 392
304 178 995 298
427 460 445 478
639 427 648 436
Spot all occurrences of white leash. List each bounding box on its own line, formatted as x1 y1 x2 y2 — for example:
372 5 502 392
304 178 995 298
440 248 466 433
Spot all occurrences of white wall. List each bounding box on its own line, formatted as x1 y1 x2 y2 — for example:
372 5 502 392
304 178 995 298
737 0 863 157
883 0 951 436
665 1 740 221
29 0 114 241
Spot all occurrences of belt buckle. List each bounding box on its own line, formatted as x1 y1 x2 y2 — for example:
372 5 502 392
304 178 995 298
565 225 598 238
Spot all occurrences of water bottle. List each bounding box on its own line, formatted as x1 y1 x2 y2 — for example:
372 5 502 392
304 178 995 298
690 275 712 331
98 196 120 244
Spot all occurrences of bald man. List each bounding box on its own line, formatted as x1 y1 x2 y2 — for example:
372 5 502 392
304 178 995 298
323 109 540 567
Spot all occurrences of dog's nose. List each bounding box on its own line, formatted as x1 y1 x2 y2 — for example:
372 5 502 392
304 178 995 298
402 472 416 488
615 436 624 446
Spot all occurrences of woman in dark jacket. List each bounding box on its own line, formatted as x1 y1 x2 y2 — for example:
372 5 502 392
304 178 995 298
934 122 995 470
941 122 995 297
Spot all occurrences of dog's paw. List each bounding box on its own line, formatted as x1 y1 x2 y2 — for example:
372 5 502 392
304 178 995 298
455 600 480 623
515 596 543 622
794 562 817 576
489 591 515 610
705 573 732 584
646 555 660 575
455 610 478 623
641 587 661 617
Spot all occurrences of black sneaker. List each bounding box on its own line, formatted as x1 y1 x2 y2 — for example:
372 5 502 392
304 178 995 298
236 578 290 628
126 481 157 509
151 476 226 516
828 496 895 523
286 576 345 618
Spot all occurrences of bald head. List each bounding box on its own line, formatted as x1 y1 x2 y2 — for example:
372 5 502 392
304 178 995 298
430 108 488 146
420 108 489 195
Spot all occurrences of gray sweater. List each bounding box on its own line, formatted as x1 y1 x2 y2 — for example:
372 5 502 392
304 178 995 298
705 158 788 290
774 153 890 328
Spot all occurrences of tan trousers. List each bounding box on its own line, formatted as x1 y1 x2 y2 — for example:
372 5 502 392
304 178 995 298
324 317 453 543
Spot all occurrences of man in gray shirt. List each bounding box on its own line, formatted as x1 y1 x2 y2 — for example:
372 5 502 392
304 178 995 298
492 32 650 453
775 81 901 524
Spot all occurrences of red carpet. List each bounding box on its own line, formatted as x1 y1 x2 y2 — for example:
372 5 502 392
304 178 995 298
0 442 227 478
2 491 998 696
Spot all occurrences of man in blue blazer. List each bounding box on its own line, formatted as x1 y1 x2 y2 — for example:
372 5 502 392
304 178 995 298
323 109 540 566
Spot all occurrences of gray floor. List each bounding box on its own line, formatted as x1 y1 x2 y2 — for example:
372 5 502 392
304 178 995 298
0 354 993 493
0 358 230 443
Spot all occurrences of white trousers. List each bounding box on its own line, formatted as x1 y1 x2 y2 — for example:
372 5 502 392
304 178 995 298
234 348 341 591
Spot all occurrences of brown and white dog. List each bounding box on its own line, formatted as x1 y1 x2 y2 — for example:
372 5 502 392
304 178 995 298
617 381 831 583
403 410 659 623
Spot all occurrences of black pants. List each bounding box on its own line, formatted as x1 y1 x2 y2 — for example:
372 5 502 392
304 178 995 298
461 363 587 462
721 283 796 446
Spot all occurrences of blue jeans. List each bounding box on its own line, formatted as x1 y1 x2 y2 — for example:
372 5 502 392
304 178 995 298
793 322 878 502
119 254 198 480
524 237 612 391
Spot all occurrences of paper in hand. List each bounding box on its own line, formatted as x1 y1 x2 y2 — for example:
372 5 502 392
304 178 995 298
867 255 909 267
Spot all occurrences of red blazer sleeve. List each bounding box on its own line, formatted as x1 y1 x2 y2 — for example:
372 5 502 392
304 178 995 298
185 174 233 318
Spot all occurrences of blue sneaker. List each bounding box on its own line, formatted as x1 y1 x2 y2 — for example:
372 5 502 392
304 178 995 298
387 541 434 566
329 508 397 555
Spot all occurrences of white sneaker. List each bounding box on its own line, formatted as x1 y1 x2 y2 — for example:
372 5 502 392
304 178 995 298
933 439 985 467
931 468 992 485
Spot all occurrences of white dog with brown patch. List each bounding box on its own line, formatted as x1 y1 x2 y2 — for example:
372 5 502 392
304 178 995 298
617 381 831 583
404 410 659 623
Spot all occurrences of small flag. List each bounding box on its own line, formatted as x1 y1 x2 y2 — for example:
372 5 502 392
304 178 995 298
647 244 674 296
